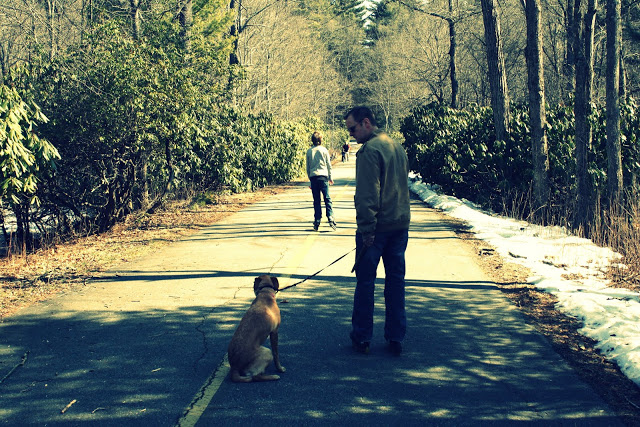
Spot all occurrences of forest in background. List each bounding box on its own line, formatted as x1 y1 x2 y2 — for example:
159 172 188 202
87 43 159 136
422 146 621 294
0 0 639 258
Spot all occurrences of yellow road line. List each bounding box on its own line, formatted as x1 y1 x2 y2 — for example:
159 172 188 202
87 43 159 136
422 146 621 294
280 181 352 287
176 355 230 427
177 180 354 426
176 231 319 426
334 180 354 201
280 231 319 288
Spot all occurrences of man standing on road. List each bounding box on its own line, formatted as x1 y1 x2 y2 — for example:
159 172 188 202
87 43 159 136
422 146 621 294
345 106 411 356
306 131 336 231
342 141 350 162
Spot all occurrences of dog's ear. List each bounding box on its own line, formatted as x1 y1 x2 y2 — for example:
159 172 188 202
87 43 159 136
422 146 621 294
270 276 279 291
254 277 262 287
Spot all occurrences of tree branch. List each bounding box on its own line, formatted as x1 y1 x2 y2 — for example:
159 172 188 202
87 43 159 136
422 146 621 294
392 0 480 23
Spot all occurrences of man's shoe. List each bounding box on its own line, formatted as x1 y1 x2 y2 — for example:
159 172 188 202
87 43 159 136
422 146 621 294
313 220 320 231
350 332 370 354
328 218 337 230
388 341 402 356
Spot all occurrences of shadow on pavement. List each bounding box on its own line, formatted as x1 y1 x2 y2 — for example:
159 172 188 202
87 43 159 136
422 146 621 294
203 274 621 426
0 301 252 426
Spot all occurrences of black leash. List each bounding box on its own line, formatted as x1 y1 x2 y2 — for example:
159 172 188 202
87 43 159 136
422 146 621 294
277 248 356 292
351 246 367 273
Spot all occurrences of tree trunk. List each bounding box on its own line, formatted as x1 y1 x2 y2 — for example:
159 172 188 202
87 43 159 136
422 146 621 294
619 48 626 100
0 43 6 85
46 0 57 61
13 202 31 254
178 0 193 53
480 0 510 142
98 162 135 232
525 0 550 209
573 0 597 230
229 0 240 66
606 0 622 203
448 0 459 109
266 50 271 111
564 0 577 97
147 138 175 214
130 0 141 40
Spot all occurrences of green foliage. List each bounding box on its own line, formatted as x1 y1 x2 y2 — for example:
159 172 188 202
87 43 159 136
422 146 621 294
194 0 235 40
0 85 59 207
402 102 527 209
194 108 307 193
192 111 339 194
402 99 640 215
26 21 342 235
34 20 238 230
0 3 347 246
38 23 176 229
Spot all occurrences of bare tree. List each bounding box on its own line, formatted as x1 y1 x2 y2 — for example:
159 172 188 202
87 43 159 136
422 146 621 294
367 3 450 124
178 0 193 53
606 0 622 203
0 0 85 68
447 0 459 108
234 0 348 120
44 0 58 60
395 0 463 108
564 0 577 95
573 0 597 229
130 0 141 40
228 0 282 65
229 0 240 66
523 0 550 208
480 0 510 142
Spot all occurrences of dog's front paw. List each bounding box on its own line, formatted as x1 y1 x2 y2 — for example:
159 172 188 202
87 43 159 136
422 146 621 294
276 365 286 373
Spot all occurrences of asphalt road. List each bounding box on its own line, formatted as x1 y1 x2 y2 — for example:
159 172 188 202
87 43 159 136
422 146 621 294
0 158 623 426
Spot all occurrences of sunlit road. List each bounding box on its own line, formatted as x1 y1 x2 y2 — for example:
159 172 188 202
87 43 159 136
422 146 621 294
0 158 622 426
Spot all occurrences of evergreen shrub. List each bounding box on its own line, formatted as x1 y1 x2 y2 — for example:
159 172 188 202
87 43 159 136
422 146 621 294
401 99 640 217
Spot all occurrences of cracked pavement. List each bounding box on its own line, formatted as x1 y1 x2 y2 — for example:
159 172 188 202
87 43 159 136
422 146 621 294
0 159 625 426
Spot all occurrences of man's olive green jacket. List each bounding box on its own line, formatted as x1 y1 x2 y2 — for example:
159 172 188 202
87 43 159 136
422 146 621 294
354 130 411 235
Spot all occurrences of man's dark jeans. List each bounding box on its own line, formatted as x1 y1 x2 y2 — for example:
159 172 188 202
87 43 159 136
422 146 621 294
310 177 333 220
352 229 408 343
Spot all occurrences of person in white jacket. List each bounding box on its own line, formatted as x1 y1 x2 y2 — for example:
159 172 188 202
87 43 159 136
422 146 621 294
306 131 336 231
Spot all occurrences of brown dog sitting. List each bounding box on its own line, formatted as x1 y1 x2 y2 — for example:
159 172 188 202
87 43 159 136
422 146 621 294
227 275 286 382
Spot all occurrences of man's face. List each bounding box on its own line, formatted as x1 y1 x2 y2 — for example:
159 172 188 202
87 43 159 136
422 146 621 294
345 115 371 144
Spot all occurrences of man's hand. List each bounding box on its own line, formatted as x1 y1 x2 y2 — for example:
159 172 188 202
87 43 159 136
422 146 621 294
363 232 375 247
329 179 334 185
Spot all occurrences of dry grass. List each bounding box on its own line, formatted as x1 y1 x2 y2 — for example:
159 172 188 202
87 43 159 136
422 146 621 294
595 197 640 293
500 187 640 293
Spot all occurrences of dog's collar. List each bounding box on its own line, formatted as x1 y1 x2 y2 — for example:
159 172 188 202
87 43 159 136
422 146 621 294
257 284 277 293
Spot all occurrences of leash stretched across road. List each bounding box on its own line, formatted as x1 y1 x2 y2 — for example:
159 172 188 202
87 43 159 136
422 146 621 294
278 248 356 292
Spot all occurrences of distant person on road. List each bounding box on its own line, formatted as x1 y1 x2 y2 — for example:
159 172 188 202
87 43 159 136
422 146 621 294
306 131 336 231
345 106 411 356
342 141 350 162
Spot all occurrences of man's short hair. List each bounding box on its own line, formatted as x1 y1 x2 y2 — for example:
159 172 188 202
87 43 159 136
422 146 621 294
345 106 377 127
311 131 322 145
